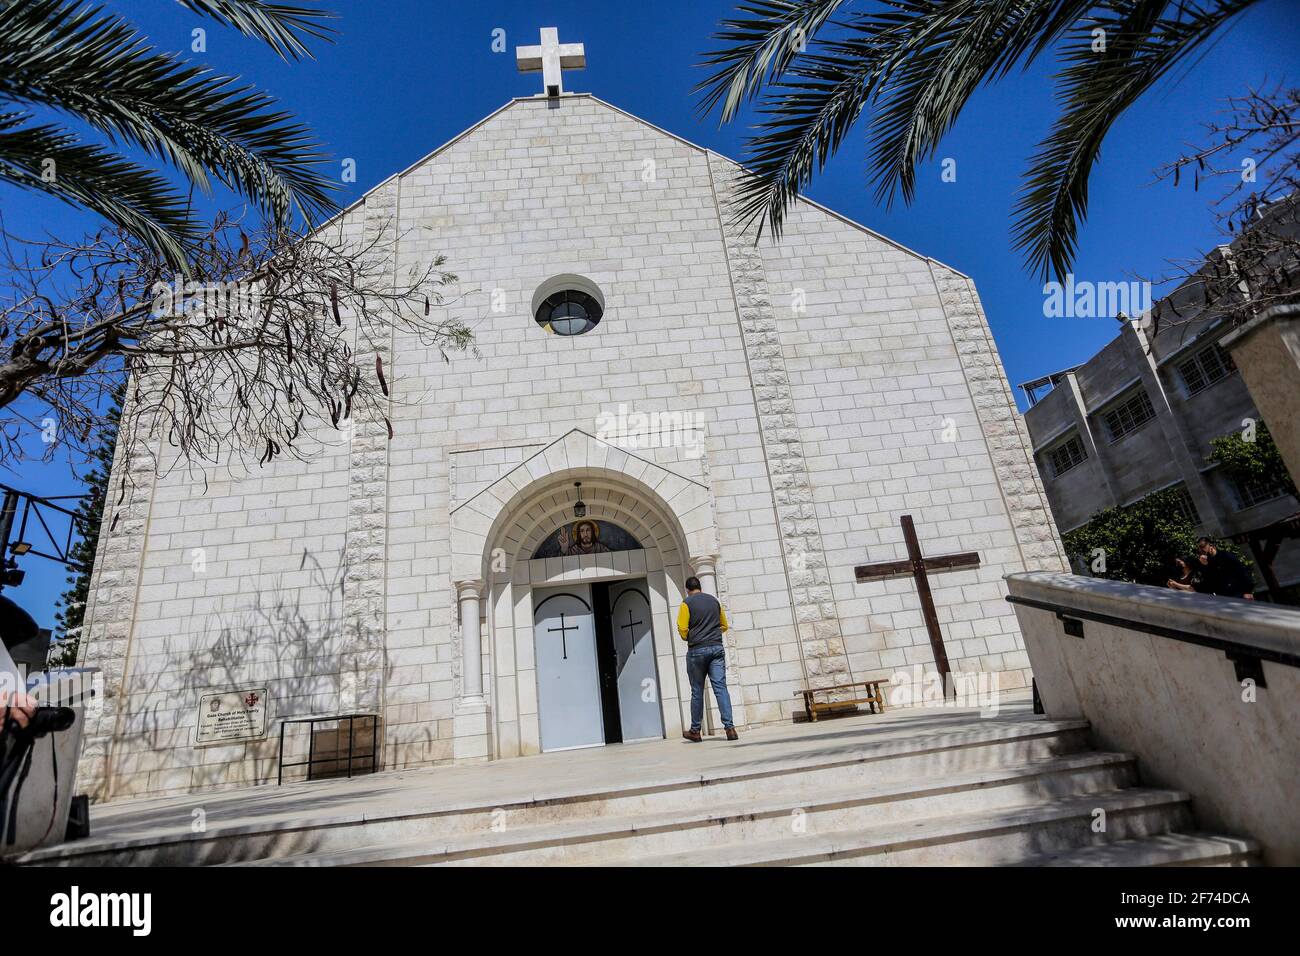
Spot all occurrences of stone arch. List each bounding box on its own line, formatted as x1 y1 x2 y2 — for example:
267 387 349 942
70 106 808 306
508 483 685 567
450 429 717 586
447 429 725 760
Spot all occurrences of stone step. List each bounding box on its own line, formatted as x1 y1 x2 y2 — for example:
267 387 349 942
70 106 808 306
626 789 1195 867
246 751 1141 867
25 717 1091 867
1015 832 1261 867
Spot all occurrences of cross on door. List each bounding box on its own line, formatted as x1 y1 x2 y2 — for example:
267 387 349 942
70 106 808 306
548 612 579 660
854 514 980 698
619 608 644 654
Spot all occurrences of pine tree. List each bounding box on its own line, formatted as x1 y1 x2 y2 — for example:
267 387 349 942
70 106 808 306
49 389 122 666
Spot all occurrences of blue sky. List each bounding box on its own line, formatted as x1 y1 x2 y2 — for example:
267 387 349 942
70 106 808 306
3 0 1298 627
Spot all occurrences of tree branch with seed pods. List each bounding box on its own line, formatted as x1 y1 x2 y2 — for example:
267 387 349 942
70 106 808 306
0 210 475 482
1145 82 1300 340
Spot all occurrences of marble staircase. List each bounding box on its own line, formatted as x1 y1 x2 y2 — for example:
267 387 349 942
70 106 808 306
15 698 1257 867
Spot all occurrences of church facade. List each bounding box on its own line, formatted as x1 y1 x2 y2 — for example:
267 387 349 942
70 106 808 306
76 74 1065 799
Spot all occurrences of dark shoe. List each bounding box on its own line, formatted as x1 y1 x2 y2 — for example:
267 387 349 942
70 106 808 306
725 727 739 741
682 729 702 742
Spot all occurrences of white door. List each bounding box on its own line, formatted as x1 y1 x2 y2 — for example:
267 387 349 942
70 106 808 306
533 587 604 752
609 583 664 742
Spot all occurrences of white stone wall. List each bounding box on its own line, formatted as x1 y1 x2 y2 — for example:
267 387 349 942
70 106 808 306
79 94 1056 798
755 191 1065 695
375 95 793 764
79 434 355 799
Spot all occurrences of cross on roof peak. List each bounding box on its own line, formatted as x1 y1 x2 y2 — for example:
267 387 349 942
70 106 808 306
516 26 586 97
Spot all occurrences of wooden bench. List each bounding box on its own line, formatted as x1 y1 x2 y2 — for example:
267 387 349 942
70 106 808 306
800 679 888 722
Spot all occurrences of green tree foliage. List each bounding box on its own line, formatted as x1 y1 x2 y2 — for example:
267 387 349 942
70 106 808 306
0 0 338 267
698 0 1259 280
1061 486 1246 586
1207 421 1297 500
48 388 120 666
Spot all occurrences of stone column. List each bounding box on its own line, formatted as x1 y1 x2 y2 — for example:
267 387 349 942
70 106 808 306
75 389 160 802
929 263 1068 573
453 579 490 760
690 554 718 595
341 178 400 719
456 579 485 704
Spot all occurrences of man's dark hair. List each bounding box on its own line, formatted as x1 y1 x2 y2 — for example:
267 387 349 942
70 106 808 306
1197 536 1214 548
685 576 701 592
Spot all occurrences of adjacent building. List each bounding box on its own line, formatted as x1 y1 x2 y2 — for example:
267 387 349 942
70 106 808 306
1022 255 1300 596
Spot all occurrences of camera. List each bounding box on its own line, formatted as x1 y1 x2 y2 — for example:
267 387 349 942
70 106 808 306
17 705 76 739
3 704 76 741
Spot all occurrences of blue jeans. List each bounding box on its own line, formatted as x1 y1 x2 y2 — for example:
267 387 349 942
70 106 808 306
687 643 734 731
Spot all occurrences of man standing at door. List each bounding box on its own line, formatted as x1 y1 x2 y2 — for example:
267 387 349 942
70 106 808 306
677 577 738 742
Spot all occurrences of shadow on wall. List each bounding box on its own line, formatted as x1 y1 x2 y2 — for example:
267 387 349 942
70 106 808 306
114 547 417 796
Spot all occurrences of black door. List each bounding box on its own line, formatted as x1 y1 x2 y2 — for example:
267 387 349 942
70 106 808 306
590 582 624 744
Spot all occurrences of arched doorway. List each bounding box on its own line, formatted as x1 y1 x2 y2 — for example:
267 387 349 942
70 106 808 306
447 429 732 760
504 486 684 755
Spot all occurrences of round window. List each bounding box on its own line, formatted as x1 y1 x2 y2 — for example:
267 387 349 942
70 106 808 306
535 289 603 336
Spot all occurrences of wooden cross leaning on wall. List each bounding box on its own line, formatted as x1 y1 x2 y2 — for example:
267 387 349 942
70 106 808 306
854 514 981 699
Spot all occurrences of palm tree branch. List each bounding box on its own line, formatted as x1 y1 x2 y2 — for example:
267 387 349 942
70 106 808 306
696 0 851 122
1013 0 1258 280
175 0 337 61
719 0 1082 236
863 0 1101 207
0 0 337 226
0 113 196 265
728 44 895 238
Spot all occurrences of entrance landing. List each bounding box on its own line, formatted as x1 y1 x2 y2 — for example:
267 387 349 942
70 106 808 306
15 691 1257 866
24 695 1026 861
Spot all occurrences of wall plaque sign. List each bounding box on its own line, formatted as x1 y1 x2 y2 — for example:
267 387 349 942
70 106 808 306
195 688 269 744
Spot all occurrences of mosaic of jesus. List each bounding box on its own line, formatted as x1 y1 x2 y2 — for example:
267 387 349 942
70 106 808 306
532 519 641 559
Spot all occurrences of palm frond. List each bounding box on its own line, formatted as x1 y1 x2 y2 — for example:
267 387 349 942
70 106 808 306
716 0 1070 237
702 0 1259 277
696 0 850 122
727 47 886 238
176 0 337 61
1013 0 1258 280
863 0 1097 207
0 113 196 265
0 0 338 228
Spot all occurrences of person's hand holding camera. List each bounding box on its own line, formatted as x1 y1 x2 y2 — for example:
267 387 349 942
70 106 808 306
1 689 39 730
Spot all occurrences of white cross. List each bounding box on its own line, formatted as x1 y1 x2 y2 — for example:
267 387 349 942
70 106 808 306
516 27 586 97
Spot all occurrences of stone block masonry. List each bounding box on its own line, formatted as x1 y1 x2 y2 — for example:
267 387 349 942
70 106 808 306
707 153 852 691
74 93 1056 798
928 266 1068 575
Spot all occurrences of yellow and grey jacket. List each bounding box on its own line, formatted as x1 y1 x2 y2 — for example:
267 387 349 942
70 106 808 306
676 592 729 648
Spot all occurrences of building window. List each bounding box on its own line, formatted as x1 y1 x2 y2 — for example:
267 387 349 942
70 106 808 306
1177 342 1236 396
1102 390 1156 443
1047 434 1088 478
1170 484 1201 526
1230 474 1288 510
535 289 603 336
532 274 606 337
